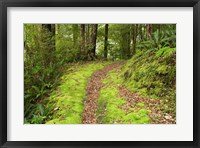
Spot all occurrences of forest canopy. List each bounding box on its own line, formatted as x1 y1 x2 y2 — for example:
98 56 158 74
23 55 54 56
24 24 176 124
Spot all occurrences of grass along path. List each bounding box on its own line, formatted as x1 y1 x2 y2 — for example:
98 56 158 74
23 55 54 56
45 62 111 124
96 67 151 124
96 67 175 124
96 68 147 124
82 62 125 124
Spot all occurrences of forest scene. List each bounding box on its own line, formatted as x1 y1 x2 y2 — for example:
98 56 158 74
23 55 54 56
24 24 176 124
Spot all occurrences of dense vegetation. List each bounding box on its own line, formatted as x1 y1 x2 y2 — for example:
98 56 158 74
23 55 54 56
24 24 176 124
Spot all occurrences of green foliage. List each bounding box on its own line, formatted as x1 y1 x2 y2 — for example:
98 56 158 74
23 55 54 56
24 24 60 123
97 24 132 60
122 47 176 100
56 24 80 62
156 47 176 58
24 24 81 124
137 25 176 50
31 115 46 124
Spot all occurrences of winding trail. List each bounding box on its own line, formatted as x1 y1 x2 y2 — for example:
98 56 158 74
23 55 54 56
82 62 124 124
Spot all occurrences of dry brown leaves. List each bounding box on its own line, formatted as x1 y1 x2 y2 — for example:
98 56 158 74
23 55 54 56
118 87 176 124
82 62 176 124
82 62 124 124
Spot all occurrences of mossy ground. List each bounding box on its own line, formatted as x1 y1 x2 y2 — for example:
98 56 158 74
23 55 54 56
96 69 150 124
45 61 110 124
97 47 176 124
43 47 176 124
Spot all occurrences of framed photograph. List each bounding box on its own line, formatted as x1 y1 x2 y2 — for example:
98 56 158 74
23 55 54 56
0 0 199 147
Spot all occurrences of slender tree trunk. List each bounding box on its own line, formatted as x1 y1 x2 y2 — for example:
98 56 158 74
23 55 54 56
72 24 79 48
86 24 90 51
91 24 98 59
51 24 55 37
121 25 131 59
146 24 153 40
132 24 138 55
80 24 85 59
85 24 93 60
127 27 131 58
139 24 143 41
104 24 108 60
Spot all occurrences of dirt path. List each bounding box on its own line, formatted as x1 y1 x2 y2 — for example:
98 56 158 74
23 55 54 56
82 62 175 124
82 62 124 124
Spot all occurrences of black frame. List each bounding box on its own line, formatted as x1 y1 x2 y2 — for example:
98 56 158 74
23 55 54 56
0 0 199 147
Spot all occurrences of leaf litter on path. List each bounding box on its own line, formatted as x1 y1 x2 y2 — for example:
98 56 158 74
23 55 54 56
82 62 124 124
118 86 176 124
83 62 175 124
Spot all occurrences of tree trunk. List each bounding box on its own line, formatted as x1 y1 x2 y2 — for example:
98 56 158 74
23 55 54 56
121 25 131 59
127 28 131 58
91 24 98 59
104 24 109 60
41 24 55 68
86 24 90 51
72 24 79 48
140 24 144 41
132 24 138 55
146 24 152 40
80 24 86 59
42 24 55 50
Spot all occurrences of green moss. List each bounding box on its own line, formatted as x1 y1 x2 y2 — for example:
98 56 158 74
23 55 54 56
45 62 110 124
96 84 126 124
121 47 176 100
123 110 150 124
97 70 126 123
97 69 150 124
136 102 145 107
97 47 176 124
46 119 60 124
118 47 176 123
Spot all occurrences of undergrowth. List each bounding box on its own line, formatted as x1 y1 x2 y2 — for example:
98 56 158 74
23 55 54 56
122 47 176 100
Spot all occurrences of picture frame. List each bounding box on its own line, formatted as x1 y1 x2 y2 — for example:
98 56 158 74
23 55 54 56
0 0 199 147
